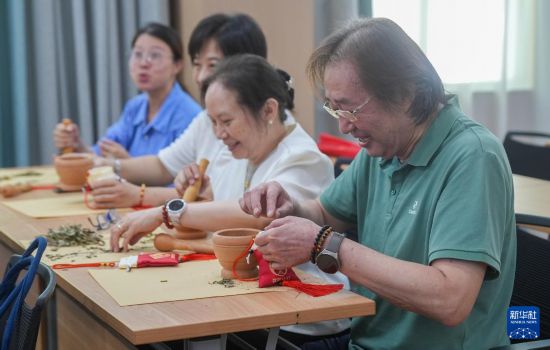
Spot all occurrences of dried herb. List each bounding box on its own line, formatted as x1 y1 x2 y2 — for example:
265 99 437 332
45 224 103 247
210 279 235 288
0 170 42 182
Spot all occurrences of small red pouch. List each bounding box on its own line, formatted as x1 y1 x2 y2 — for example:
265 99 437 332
253 250 344 297
255 250 299 287
137 252 180 267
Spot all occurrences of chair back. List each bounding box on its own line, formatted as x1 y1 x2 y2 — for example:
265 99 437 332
510 227 550 340
0 237 56 350
503 131 550 180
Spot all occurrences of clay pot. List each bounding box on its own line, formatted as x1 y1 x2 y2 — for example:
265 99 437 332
54 153 94 191
212 228 259 279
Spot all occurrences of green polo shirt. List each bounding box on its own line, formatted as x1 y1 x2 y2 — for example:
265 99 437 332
320 96 516 350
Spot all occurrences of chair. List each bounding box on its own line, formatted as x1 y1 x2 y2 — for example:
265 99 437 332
491 339 550 349
0 237 56 350
507 226 550 343
503 131 550 180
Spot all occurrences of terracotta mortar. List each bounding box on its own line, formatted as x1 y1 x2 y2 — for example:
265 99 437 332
212 228 259 279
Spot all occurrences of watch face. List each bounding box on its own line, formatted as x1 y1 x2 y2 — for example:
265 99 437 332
316 253 339 274
168 199 185 211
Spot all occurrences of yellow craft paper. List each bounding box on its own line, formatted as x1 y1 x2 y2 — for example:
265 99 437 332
89 259 285 306
3 193 128 218
0 167 59 187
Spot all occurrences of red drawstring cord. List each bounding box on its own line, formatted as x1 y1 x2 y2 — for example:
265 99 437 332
180 253 216 262
82 185 95 210
52 261 116 269
31 185 56 190
231 238 258 282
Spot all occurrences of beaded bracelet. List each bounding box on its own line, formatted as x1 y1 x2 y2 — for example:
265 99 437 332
138 184 146 207
315 227 333 259
162 202 174 229
311 225 332 263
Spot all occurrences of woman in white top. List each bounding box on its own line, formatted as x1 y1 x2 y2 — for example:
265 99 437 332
111 54 350 340
88 13 268 208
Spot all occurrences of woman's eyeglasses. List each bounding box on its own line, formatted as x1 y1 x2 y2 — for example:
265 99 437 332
129 50 171 65
88 209 120 230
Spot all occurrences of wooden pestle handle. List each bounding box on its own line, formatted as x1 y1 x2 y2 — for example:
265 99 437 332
182 158 209 202
154 233 214 254
61 118 74 154
0 183 33 198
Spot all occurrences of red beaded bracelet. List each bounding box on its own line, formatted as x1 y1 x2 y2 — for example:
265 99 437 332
162 203 174 229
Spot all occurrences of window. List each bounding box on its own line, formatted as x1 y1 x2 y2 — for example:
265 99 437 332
372 0 532 87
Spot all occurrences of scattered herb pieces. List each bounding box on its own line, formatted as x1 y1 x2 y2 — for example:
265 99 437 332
210 279 235 288
45 224 103 247
160 280 168 283
0 170 42 182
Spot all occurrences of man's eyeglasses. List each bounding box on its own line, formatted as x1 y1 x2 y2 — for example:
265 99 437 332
323 96 371 123
130 50 171 65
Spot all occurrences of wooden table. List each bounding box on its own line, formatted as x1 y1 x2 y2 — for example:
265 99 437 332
513 174 550 233
0 167 375 349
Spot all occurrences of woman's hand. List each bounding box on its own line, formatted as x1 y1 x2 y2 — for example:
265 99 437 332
254 216 320 270
110 207 163 252
53 121 82 151
239 181 294 218
93 156 115 168
89 178 140 209
98 139 130 159
174 163 213 200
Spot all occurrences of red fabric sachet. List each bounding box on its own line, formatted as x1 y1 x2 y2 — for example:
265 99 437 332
136 252 180 267
253 250 343 297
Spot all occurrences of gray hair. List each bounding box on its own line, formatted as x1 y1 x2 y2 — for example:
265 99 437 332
307 17 446 124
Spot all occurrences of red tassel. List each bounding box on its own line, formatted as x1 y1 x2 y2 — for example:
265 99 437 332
282 280 344 297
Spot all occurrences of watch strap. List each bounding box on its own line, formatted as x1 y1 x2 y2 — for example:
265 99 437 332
325 231 345 254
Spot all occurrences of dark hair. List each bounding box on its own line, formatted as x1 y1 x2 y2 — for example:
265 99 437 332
307 18 446 124
188 13 267 60
132 22 183 62
201 54 294 122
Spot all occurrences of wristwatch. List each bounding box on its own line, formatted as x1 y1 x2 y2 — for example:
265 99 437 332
165 199 186 227
315 232 345 274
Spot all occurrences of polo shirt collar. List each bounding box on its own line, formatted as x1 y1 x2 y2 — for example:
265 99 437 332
132 83 182 133
405 95 462 167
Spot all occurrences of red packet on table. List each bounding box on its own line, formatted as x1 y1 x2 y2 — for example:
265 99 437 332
118 252 180 270
51 252 215 270
253 250 343 297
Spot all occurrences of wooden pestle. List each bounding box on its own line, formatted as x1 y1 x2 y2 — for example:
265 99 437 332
0 183 33 198
182 158 209 202
61 118 74 154
154 233 214 254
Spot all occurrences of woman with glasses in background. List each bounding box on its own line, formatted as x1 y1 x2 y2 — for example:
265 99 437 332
52 22 201 159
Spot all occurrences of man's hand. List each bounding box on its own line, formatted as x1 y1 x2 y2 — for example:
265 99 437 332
254 216 320 270
239 181 294 218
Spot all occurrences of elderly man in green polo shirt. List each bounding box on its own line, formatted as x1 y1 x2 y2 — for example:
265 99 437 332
239 17 516 350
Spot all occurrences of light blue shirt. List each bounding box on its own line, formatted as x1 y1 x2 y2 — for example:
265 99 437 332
93 83 201 157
